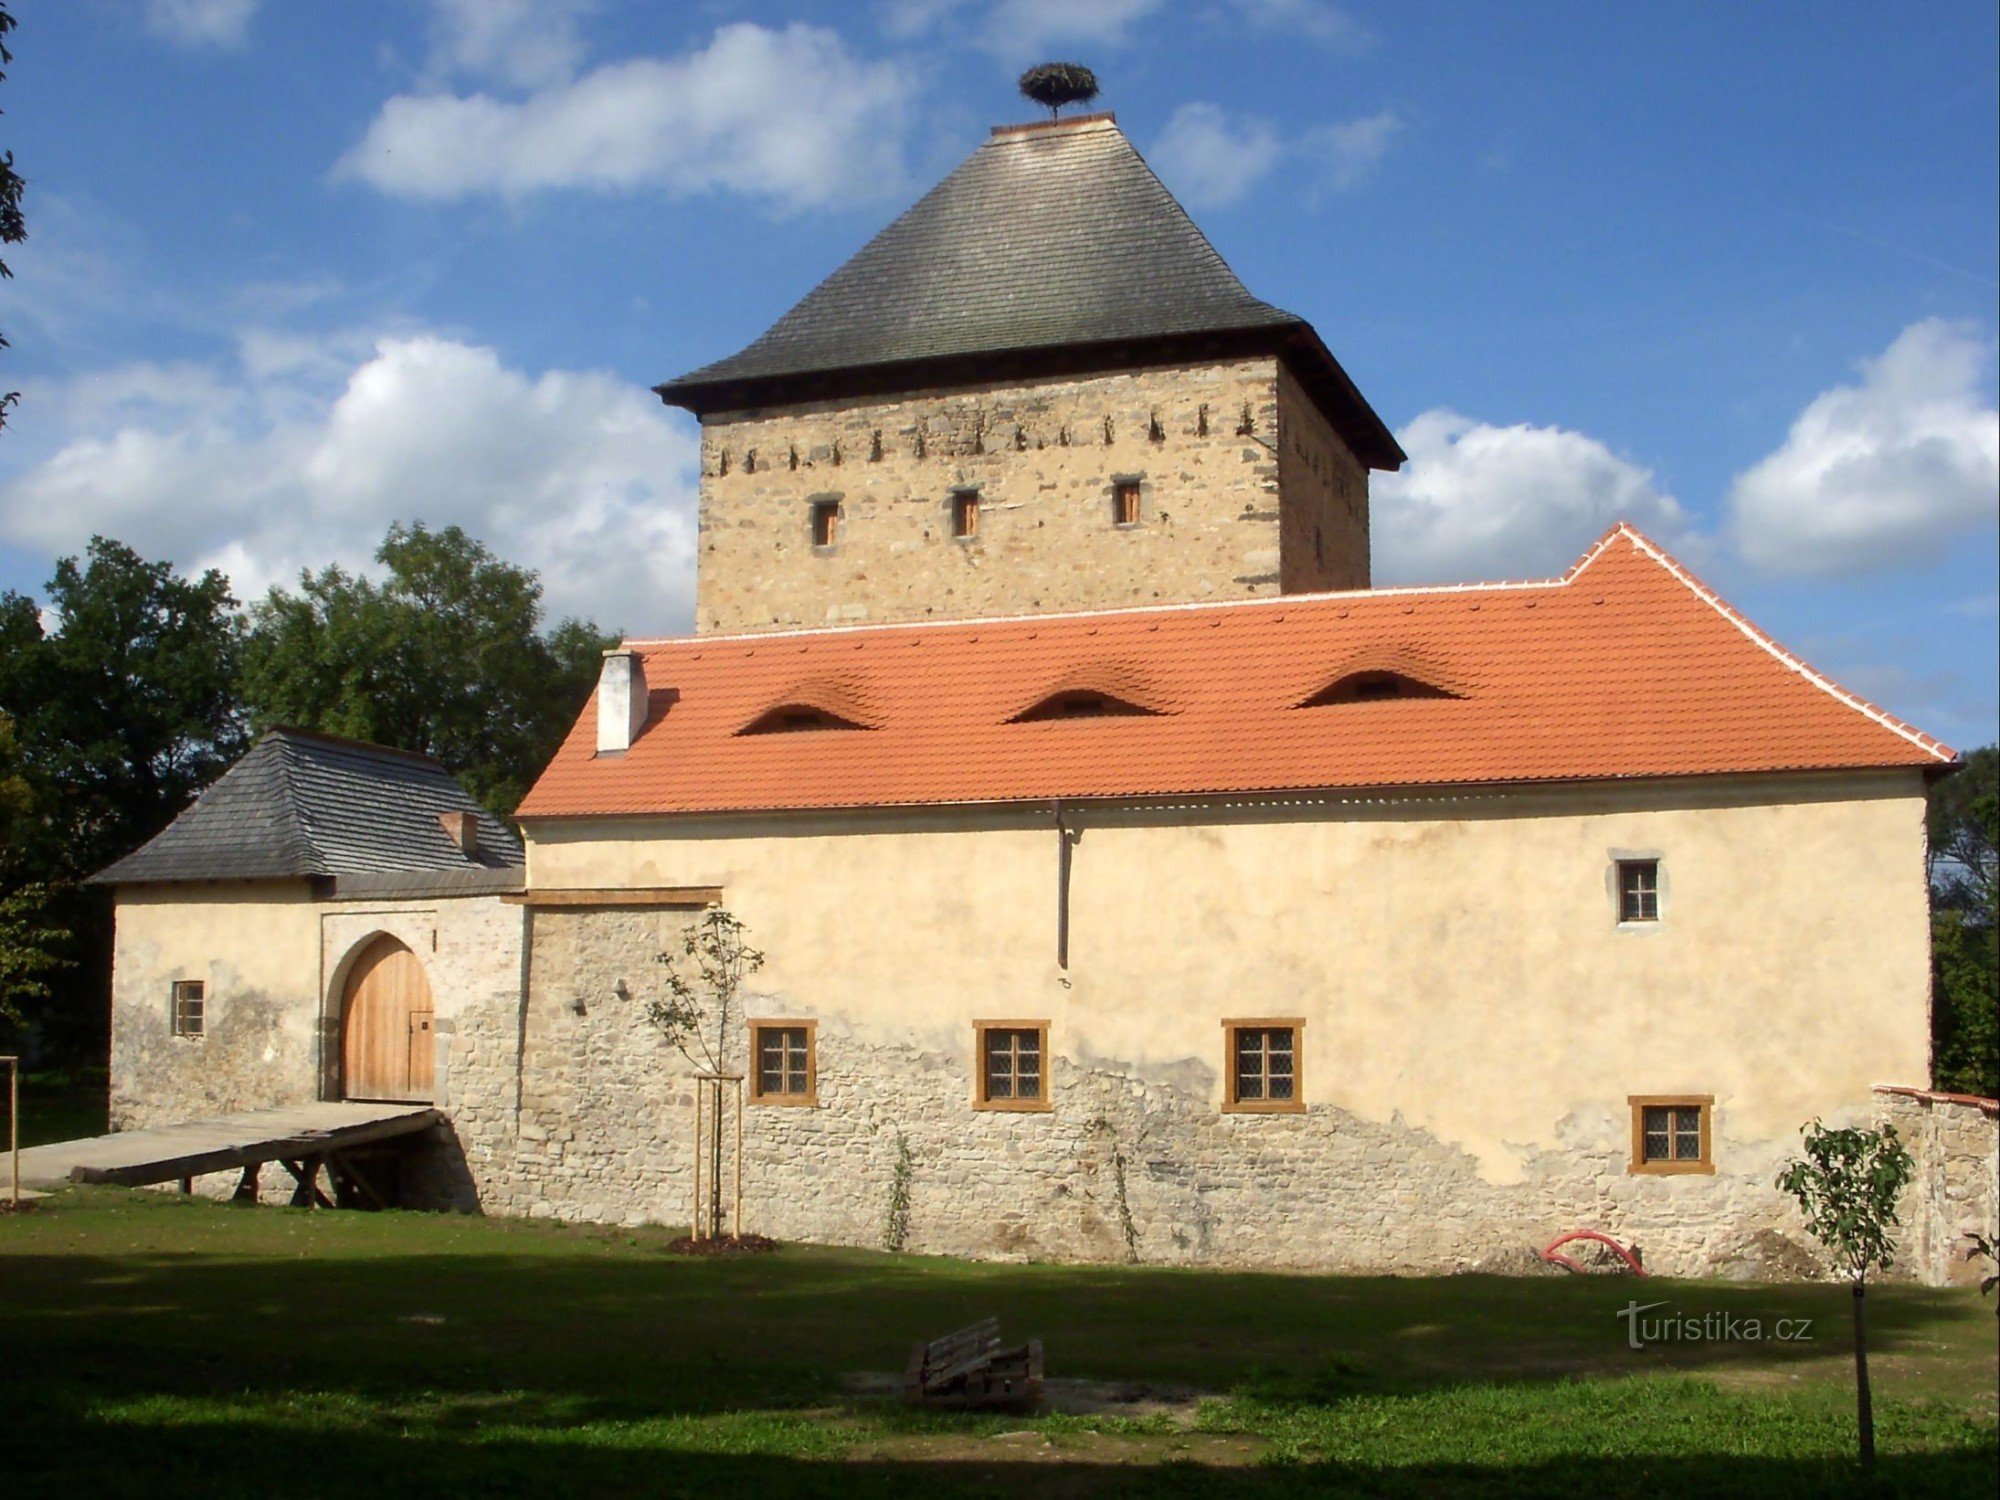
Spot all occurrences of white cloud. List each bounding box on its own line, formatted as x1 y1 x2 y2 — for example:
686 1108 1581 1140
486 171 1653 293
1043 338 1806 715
339 23 912 212
1372 409 1692 584
881 0 1163 54
142 0 259 50
1223 0 1368 49
1148 104 1284 210
1299 108 1401 193
1147 103 1401 210
422 0 594 90
1729 319 1999 575
0 334 698 633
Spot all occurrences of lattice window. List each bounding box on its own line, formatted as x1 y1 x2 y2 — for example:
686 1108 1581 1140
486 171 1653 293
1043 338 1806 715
749 1022 815 1105
1629 1096 1712 1173
171 980 205 1039
1225 1021 1304 1112
976 1023 1047 1109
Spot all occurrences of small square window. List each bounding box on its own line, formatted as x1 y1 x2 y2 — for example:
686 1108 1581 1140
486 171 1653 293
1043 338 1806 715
810 499 841 547
975 1022 1049 1110
1224 1020 1304 1113
748 1021 816 1105
1629 1095 1713 1173
952 491 980 539
171 980 205 1039
1113 480 1142 527
1617 859 1660 923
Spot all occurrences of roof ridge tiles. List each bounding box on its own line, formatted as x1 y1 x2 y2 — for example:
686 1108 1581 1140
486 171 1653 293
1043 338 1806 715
1611 526 1956 764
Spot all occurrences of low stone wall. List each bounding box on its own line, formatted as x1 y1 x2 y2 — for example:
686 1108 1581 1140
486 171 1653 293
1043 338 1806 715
1876 1085 2000 1288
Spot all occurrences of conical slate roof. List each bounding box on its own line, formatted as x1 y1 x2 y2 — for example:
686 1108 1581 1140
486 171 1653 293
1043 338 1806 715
91 728 523 888
657 115 1402 468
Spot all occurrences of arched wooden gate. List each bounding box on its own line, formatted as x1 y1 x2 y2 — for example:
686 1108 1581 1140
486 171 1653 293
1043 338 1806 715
340 935 436 1103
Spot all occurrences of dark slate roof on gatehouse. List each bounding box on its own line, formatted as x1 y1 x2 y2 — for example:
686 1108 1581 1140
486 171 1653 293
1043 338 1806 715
656 115 1403 468
91 729 524 889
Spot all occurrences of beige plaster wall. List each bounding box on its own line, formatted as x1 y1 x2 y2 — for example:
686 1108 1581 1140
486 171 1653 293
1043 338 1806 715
107 884 525 1209
694 358 1368 633
110 882 324 1128
509 772 1934 1273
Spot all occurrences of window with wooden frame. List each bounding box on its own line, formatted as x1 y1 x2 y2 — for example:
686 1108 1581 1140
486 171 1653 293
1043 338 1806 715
810 498 841 548
748 1020 816 1105
974 1021 1050 1111
1112 479 1142 527
170 980 205 1039
1629 1095 1713 1174
1223 1019 1304 1113
1617 859 1661 923
952 489 980 540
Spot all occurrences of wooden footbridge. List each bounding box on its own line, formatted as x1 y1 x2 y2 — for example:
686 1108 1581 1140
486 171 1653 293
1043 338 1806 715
3 1101 441 1209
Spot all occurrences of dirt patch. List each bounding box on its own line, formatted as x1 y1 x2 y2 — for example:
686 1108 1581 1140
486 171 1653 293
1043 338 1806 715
847 1427 1267 1469
663 1233 779 1257
840 1371 1214 1424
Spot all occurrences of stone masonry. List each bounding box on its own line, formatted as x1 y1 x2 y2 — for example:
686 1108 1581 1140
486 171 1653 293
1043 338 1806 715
466 906 1846 1277
694 356 1369 634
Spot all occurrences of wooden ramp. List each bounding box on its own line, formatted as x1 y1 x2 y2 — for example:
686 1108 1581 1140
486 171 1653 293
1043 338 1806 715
3 1102 440 1207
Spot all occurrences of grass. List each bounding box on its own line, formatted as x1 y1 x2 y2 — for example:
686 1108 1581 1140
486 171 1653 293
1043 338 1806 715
1 1188 1993 1497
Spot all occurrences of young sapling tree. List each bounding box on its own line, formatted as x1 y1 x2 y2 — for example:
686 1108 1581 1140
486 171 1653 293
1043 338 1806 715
645 907 765 1239
1775 1119 1915 1470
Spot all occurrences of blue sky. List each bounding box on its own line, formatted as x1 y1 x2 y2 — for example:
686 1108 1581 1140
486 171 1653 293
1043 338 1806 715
3 0 1996 749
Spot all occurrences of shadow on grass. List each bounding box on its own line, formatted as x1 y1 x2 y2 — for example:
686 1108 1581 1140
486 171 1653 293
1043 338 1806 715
5 1407 1992 1500
2 1194 1994 1497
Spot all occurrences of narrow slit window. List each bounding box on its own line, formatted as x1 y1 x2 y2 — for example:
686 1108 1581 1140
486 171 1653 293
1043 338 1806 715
749 1021 816 1105
171 980 205 1039
1618 859 1660 923
1224 1021 1304 1112
1113 481 1142 527
810 499 841 548
975 1022 1048 1110
1630 1096 1712 1173
953 491 980 539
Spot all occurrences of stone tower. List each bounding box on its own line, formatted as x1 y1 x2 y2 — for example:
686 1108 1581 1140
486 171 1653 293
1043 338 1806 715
657 114 1404 635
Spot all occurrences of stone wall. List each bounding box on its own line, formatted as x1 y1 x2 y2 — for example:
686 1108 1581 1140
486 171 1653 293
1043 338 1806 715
692 357 1368 633
1276 362 1370 594
495 773 1936 1276
1876 1086 2000 1287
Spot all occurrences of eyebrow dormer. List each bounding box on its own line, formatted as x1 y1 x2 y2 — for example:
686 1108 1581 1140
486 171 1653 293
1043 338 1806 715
1007 659 1171 723
735 677 879 736
1292 643 1470 708
1297 670 1460 707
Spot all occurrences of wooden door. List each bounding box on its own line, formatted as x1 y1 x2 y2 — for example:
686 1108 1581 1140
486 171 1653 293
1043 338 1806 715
341 936 436 1102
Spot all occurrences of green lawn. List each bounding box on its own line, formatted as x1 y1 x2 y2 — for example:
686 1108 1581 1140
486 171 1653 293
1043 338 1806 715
2 1189 1993 1497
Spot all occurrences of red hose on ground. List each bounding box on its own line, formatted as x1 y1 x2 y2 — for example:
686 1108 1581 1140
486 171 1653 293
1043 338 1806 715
1541 1229 1646 1276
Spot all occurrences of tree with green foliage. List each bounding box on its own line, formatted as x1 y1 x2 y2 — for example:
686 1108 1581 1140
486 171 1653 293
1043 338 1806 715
1928 745 1996 1098
1 1 27 430
0 711 64 1031
0 539 245 883
0 540 241 1053
1775 1120 1916 1471
240 523 613 817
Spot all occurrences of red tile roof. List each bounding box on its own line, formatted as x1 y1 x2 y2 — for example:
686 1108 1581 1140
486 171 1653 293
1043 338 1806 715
515 526 1955 821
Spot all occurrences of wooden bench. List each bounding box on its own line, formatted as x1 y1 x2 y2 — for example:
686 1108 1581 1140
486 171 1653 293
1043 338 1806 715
903 1318 1044 1411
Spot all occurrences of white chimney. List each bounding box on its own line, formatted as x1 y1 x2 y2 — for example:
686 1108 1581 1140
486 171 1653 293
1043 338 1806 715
596 648 650 755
